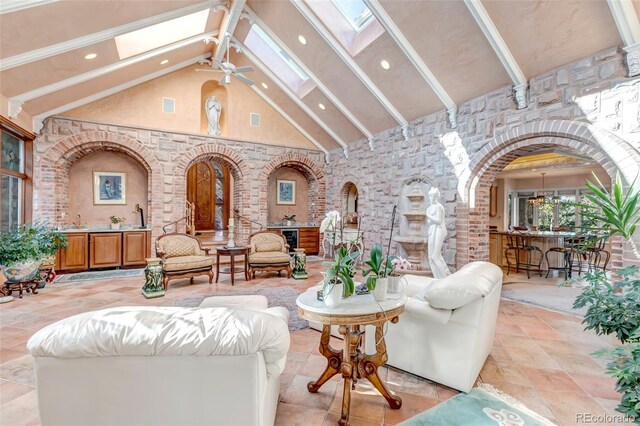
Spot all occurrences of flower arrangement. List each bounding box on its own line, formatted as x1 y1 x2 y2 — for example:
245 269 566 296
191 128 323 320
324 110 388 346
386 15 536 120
109 215 126 224
390 257 412 276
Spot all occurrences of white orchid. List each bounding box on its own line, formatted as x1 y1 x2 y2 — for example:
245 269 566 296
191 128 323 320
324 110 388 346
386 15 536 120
320 210 341 233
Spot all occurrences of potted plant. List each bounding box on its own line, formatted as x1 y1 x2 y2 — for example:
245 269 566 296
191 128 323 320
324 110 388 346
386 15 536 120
563 172 640 421
0 223 68 283
283 214 296 227
109 215 125 230
361 243 395 301
322 246 359 307
389 256 411 295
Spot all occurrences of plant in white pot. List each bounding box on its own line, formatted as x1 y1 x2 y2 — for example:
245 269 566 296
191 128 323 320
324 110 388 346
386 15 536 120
322 246 359 307
0 223 68 282
109 215 125 230
361 243 395 301
283 214 296 227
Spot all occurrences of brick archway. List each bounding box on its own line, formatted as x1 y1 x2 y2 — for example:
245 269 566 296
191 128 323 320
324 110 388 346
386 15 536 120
38 131 164 243
174 144 251 239
258 153 326 226
455 120 640 268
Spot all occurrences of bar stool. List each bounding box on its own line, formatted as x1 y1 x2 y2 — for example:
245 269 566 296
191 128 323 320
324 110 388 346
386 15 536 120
565 236 588 278
506 232 543 279
585 234 610 273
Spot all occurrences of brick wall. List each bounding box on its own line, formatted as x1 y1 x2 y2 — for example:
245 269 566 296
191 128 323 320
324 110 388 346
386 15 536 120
326 46 640 271
33 119 326 249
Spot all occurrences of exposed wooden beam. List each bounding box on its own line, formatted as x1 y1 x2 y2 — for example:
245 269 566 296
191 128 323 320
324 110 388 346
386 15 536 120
242 5 374 145
290 0 409 137
213 0 246 64
233 38 349 158
464 0 529 109
607 0 640 77
364 0 458 129
250 85 330 161
0 0 57 15
9 31 218 119
32 55 209 133
0 0 224 71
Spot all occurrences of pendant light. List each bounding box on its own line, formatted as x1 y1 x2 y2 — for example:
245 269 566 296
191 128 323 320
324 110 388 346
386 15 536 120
553 195 561 205
536 173 546 205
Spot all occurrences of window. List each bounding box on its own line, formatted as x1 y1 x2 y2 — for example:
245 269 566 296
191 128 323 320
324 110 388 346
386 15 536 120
244 26 314 97
114 10 209 59
331 0 374 31
0 120 33 232
510 188 597 232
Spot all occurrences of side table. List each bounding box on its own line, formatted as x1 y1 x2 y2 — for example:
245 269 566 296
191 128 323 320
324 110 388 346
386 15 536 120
215 246 250 286
296 290 406 426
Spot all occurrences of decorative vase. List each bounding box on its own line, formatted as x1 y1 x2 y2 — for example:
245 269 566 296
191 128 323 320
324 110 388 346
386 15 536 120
111 223 120 230
292 248 308 279
373 277 388 302
323 280 343 308
387 276 406 299
142 257 165 299
286 220 292 226
2 260 41 282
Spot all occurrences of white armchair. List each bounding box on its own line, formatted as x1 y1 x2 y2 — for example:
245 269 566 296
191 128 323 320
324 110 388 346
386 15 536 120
27 303 290 426
384 261 503 392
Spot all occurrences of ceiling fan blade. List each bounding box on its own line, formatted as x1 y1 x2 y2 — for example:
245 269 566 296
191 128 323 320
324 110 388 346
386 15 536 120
195 69 224 73
234 74 255 86
234 66 254 74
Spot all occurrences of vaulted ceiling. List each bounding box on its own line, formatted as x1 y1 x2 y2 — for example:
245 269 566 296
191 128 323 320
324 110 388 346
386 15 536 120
1 0 639 155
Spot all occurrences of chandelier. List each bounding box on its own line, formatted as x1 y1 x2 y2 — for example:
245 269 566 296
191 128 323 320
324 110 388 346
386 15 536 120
536 173 546 204
528 172 556 206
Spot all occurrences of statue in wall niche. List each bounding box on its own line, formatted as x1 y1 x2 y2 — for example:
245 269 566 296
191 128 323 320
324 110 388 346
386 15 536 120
426 187 450 279
205 96 221 136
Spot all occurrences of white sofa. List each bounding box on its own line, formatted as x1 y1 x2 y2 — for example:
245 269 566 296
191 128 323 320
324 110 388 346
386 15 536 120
27 296 290 426
385 261 503 392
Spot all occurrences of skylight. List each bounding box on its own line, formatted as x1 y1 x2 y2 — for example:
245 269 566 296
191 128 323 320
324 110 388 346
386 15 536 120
331 0 374 31
114 10 209 60
244 25 314 97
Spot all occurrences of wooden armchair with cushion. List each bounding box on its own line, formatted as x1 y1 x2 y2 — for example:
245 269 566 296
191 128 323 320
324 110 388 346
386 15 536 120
247 231 292 279
155 233 214 290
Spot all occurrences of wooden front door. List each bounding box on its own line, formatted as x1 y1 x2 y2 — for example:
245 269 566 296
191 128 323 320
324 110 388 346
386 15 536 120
187 161 230 231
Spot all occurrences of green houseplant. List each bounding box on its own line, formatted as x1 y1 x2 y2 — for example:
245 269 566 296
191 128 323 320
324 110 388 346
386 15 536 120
322 246 359 307
109 215 126 230
360 243 394 291
566 172 640 420
283 214 296 226
0 223 68 282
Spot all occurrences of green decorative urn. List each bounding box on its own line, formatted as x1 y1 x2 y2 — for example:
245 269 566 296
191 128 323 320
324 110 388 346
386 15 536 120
142 257 165 299
292 248 309 280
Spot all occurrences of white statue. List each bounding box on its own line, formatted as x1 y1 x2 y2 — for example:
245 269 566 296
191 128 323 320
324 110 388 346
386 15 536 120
426 187 450 279
205 96 221 136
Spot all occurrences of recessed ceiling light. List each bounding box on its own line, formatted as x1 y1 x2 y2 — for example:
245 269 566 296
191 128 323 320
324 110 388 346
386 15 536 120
261 82 269 89
380 59 390 70
160 59 169 65
298 35 307 45
84 53 97 60
318 103 326 110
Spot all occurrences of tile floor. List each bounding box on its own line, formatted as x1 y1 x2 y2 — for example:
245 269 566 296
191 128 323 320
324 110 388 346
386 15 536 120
0 262 627 425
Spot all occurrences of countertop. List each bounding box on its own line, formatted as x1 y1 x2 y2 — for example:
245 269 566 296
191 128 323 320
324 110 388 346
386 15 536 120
59 226 152 233
491 230 575 237
267 223 320 228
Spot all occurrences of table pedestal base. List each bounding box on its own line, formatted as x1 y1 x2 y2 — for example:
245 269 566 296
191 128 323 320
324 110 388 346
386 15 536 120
308 322 402 426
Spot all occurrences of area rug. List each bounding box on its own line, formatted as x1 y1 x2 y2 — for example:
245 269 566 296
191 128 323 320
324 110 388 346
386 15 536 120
54 268 144 284
501 282 586 317
400 384 556 425
172 286 309 332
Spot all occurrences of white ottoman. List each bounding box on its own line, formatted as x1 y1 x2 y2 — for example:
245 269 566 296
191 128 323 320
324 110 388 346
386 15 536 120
199 294 291 325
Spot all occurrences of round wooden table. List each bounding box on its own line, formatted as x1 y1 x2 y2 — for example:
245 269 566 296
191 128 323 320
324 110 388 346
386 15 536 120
296 290 406 426
215 246 250 286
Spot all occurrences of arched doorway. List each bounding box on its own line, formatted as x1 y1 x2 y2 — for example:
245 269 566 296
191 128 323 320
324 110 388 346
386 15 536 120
187 160 231 231
341 182 359 225
455 120 640 269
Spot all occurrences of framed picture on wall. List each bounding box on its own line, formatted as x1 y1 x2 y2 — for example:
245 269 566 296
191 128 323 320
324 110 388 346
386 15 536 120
276 180 296 205
93 171 127 205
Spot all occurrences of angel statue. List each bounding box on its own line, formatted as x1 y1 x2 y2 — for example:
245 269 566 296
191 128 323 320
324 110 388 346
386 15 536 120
205 96 221 136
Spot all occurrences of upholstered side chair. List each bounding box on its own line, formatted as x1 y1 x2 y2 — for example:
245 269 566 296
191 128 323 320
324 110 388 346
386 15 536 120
155 233 214 290
247 230 291 279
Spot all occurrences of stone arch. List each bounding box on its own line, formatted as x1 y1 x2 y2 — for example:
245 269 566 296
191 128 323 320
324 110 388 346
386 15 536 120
39 131 164 243
258 153 326 226
174 144 251 239
456 120 640 268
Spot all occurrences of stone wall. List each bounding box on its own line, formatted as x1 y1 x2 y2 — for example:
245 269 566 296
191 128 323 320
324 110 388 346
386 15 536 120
33 118 326 247
326 46 640 271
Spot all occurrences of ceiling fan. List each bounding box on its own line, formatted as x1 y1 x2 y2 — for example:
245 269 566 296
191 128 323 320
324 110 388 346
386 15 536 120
196 34 255 86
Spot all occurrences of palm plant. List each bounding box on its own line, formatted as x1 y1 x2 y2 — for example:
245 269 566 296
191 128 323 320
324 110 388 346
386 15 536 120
565 172 640 420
